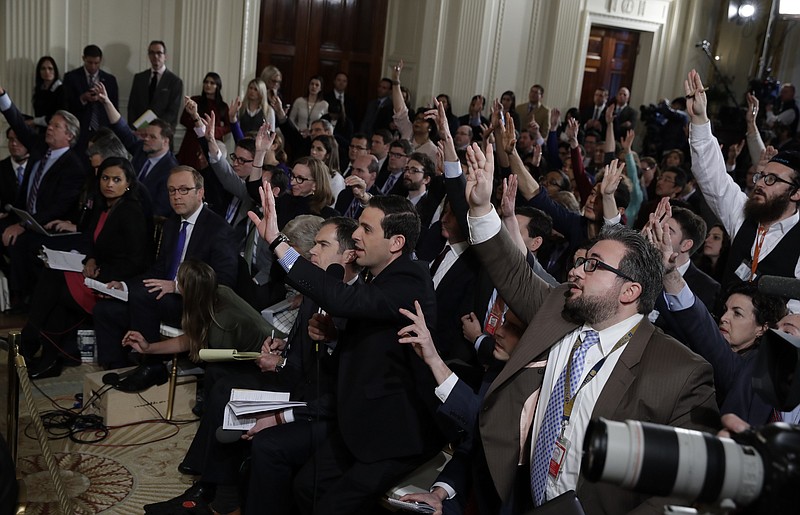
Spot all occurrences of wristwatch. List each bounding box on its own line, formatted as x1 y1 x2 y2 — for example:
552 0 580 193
269 233 290 252
275 357 287 372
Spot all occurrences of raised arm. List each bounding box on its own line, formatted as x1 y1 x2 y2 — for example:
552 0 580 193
620 129 643 221
390 61 412 140
95 81 122 125
566 117 593 204
600 159 624 222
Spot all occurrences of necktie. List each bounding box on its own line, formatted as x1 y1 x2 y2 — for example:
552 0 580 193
429 245 451 277
225 197 241 224
88 74 100 131
139 159 152 181
168 221 189 280
16 164 25 186
148 71 158 102
531 329 600 506
382 173 399 195
593 106 600 120
344 197 361 219
28 150 51 212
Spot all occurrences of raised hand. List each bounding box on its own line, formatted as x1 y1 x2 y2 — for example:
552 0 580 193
549 108 561 132
201 110 217 141
600 159 625 197
398 300 438 363
391 60 404 83
684 69 709 125
652 195 672 224
642 211 678 274
228 95 242 123
184 96 198 119
464 142 495 216
565 117 579 144
247 177 281 244
746 92 759 126
621 129 635 154
501 115 517 155
500 175 519 219
757 145 778 172
254 122 276 153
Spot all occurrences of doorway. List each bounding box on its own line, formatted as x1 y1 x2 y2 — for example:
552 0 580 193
256 0 388 124
580 26 640 111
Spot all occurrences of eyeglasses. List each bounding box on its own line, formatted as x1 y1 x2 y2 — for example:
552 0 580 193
573 256 636 282
388 151 407 159
290 173 314 184
349 144 368 151
167 186 199 196
229 153 254 165
753 171 798 188
404 166 425 175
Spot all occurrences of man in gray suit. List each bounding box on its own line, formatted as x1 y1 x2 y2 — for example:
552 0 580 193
127 40 183 128
459 143 720 514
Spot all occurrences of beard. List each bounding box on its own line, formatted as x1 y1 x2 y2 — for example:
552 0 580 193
562 287 620 326
744 189 794 224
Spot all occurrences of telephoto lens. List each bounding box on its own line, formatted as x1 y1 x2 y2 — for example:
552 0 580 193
582 418 763 507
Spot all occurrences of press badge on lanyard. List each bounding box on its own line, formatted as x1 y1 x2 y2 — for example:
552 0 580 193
547 325 639 482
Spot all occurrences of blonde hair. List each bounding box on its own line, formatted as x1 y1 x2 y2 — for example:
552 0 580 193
294 157 334 213
241 79 273 123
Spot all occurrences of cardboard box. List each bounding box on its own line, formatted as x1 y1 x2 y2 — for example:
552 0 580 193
82 367 197 426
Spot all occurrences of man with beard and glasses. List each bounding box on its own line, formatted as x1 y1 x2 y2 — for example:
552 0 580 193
685 70 800 306
458 142 718 514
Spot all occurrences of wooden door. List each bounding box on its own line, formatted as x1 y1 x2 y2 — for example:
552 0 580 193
580 26 640 111
257 0 388 123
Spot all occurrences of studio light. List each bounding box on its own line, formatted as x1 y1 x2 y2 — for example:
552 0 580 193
738 2 756 18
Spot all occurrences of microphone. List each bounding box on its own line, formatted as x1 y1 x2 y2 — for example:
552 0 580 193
215 426 245 444
102 372 120 386
757 275 800 300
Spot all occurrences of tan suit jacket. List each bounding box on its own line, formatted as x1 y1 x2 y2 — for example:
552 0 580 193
515 103 551 134
474 226 720 515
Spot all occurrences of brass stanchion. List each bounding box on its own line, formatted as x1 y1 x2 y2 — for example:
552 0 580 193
6 331 20 465
14 337 73 514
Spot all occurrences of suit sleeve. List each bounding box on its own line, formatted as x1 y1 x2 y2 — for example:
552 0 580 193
163 74 184 127
206 217 238 287
524 187 586 250
110 118 144 155
0 97 41 151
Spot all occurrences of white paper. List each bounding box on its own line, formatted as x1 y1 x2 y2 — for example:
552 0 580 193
84 278 129 302
43 247 86 272
222 389 306 430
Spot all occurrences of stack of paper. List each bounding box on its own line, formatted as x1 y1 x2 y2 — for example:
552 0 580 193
222 388 306 430
84 278 129 302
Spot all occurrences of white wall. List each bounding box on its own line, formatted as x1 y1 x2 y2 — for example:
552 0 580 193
2 0 796 158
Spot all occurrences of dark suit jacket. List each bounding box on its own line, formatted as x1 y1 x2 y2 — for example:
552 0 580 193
127 68 183 128
149 205 237 287
63 67 119 150
286 254 444 463
683 261 721 311
612 104 637 136
110 118 177 216
1 98 87 225
474 226 719 514
434 247 482 366
359 96 393 136
324 90 358 127
655 293 770 426
86 197 152 282
334 184 380 219
0 157 21 209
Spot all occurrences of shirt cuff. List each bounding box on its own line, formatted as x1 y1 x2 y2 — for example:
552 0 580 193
431 482 456 500
467 209 501 245
193 125 206 138
0 92 11 111
282 409 295 424
663 283 696 311
603 213 622 225
473 333 487 353
444 161 462 178
277 246 301 272
208 147 223 164
434 373 458 403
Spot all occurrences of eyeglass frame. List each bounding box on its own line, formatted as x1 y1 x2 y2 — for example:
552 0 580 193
388 151 407 159
752 171 798 189
403 166 425 175
167 186 200 196
290 172 314 184
229 153 254 165
573 256 636 283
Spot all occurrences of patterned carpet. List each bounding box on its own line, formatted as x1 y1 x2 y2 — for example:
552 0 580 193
7 353 200 514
